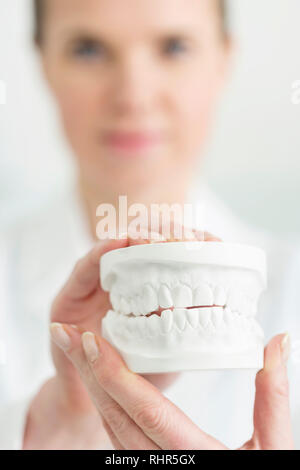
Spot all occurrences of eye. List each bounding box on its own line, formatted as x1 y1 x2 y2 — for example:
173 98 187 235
162 37 189 57
71 38 107 61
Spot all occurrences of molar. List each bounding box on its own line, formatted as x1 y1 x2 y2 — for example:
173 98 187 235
142 284 159 314
227 289 243 312
136 315 147 337
223 307 234 325
125 317 136 335
241 315 250 329
120 297 131 316
251 322 264 338
104 310 116 323
212 307 223 328
250 299 257 317
241 297 251 317
110 292 120 312
173 285 193 308
158 285 173 309
243 297 257 317
193 284 213 307
131 298 141 317
137 296 149 316
147 314 161 337
214 286 227 306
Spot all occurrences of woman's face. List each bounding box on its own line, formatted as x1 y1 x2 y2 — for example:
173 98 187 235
41 0 230 195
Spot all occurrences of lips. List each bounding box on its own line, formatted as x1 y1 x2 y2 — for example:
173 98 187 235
103 130 162 152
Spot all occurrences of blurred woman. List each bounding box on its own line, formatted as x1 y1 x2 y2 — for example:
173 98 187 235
0 0 299 450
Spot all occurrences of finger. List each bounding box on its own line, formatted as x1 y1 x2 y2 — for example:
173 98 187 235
48 237 148 400
252 334 294 450
102 420 124 450
82 332 227 450
124 223 222 244
50 323 159 450
192 230 222 242
203 231 222 242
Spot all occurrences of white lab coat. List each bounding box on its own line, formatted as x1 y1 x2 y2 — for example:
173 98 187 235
0 182 299 450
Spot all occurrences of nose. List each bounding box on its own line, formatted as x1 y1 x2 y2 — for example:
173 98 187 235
109 52 160 118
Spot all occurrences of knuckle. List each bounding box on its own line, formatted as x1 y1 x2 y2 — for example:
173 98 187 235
102 403 129 436
258 373 290 400
98 368 115 389
102 419 115 441
133 400 168 434
99 362 123 389
99 377 112 393
273 377 290 399
71 258 85 280
74 258 83 271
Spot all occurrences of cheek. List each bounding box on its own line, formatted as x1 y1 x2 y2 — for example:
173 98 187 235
52 73 105 155
58 88 97 138
170 62 222 159
177 78 218 144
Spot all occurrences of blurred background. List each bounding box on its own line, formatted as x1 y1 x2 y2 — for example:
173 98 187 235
0 0 299 238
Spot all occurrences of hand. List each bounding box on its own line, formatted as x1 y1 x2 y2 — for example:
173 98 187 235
49 233 214 410
51 327 294 450
23 231 221 449
23 239 128 449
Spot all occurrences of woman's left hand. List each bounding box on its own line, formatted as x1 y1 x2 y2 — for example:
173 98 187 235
51 326 294 450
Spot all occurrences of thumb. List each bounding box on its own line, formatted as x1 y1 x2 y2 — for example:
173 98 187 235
252 334 294 450
50 323 96 413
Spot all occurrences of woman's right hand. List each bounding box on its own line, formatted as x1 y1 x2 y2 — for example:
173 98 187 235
23 239 128 449
23 230 220 449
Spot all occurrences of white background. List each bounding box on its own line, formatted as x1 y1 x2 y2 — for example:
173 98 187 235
0 0 300 237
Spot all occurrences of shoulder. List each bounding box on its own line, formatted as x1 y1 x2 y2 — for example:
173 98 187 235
198 186 300 331
0 185 85 307
199 185 297 269
1 184 82 260
230 213 300 337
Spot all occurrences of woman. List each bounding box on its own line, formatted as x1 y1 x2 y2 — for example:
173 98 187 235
0 0 299 449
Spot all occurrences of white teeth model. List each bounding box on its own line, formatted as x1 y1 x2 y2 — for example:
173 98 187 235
174 309 187 331
198 308 211 329
173 285 193 308
142 284 158 313
193 284 213 307
100 242 267 373
161 309 173 333
158 285 173 309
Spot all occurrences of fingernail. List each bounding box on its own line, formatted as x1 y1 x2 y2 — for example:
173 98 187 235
82 332 100 363
281 333 291 364
50 323 71 351
183 228 197 241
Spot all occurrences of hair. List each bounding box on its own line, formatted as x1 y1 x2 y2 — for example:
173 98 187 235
33 0 228 45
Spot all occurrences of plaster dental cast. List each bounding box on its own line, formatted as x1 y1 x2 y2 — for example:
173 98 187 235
1 0 299 450
46 236 294 451
101 241 267 373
